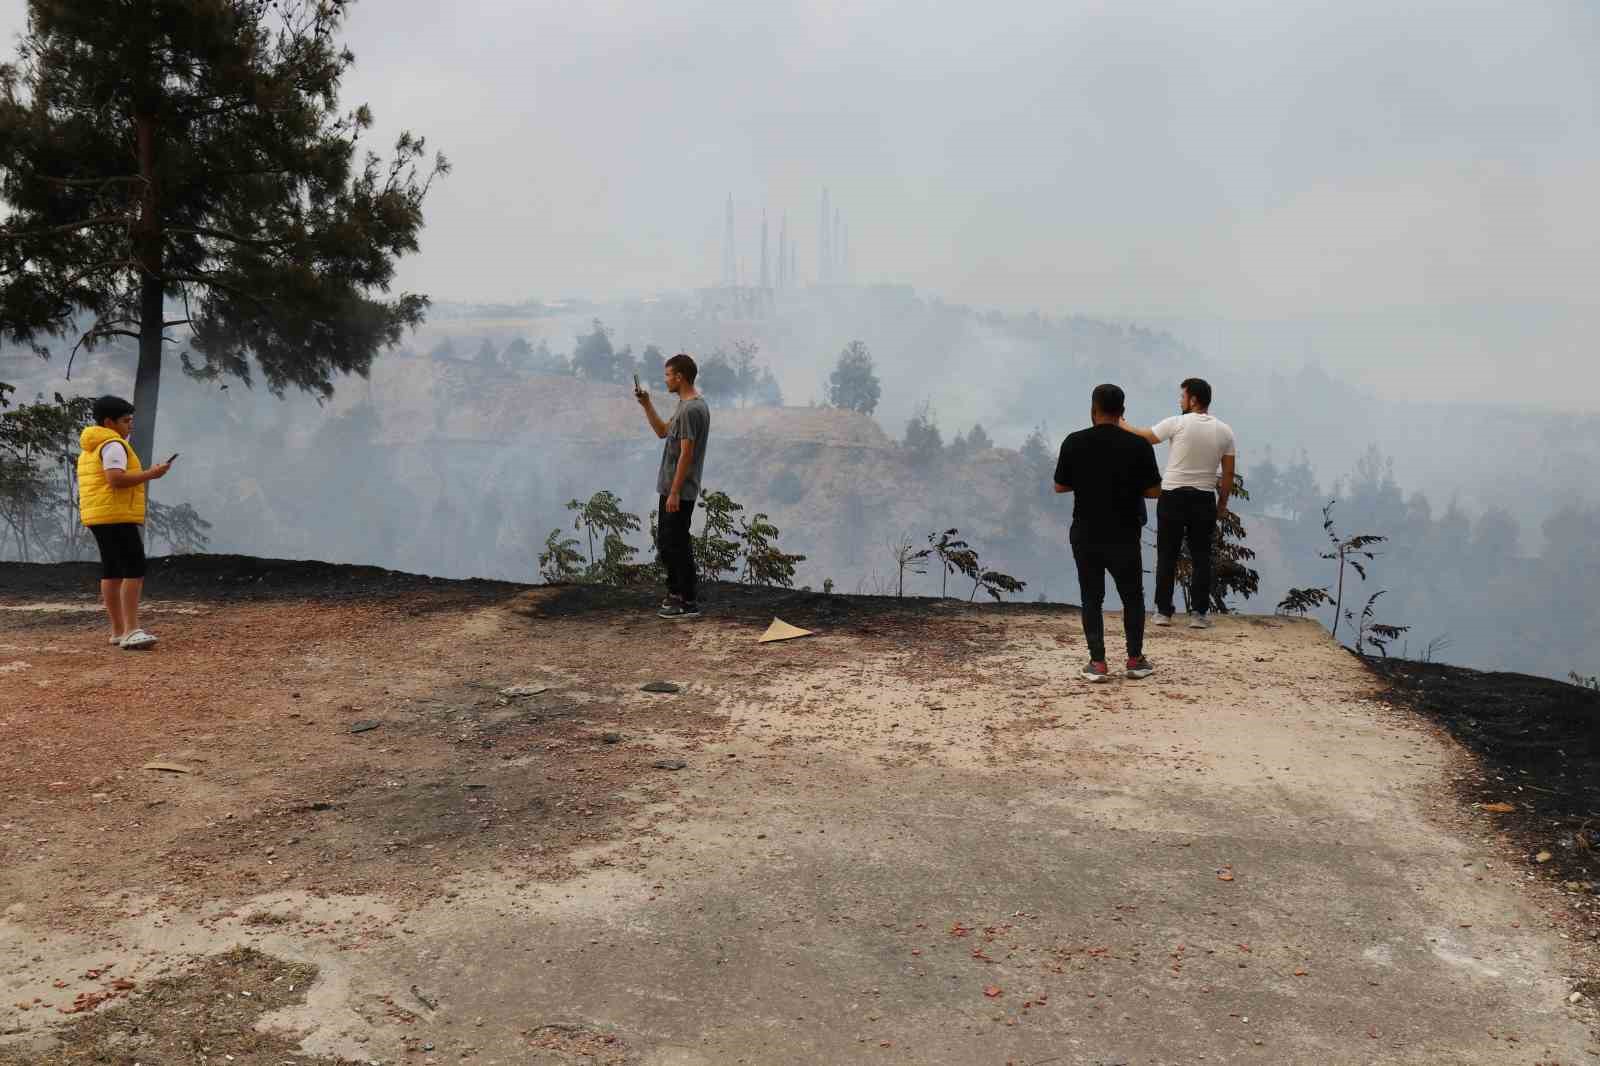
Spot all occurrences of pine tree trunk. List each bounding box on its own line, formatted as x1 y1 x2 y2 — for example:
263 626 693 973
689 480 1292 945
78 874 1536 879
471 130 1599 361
131 110 163 466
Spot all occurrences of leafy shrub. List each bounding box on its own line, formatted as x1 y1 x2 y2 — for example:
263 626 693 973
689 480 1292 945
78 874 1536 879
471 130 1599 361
545 488 804 589
738 511 806 587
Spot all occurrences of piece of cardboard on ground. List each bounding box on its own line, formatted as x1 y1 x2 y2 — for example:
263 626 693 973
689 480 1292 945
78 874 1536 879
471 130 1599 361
758 618 814 644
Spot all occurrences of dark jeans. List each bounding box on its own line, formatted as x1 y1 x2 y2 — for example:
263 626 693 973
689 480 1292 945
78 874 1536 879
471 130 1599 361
1072 539 1146 662
1155 488 1216 617
658 495 698 603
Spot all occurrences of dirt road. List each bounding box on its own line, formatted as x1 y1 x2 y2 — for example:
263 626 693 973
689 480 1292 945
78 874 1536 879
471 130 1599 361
1 562 1595 1064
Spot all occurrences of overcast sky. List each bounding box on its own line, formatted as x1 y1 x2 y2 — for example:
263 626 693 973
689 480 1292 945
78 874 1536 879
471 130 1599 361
3 1 1597 408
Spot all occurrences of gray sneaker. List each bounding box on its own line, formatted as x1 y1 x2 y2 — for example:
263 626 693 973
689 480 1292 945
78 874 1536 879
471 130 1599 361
1152 613 1173 627
1125 655 1155 679
1188 613 1212 629
1080 660 1112 683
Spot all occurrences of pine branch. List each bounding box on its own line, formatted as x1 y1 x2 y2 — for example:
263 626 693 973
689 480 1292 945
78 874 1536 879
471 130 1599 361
164 272 281 317
35 175 145 189
57 259 138 293
3 215 131 240
167 225 285 249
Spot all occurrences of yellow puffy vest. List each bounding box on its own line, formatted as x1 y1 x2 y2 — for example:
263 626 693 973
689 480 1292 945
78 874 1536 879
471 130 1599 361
77 425 147 527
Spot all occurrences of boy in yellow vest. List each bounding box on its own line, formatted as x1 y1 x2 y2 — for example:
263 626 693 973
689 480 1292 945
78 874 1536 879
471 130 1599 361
78 396 172 649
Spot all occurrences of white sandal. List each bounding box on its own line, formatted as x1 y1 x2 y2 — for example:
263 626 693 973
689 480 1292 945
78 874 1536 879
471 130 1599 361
120 629 158 649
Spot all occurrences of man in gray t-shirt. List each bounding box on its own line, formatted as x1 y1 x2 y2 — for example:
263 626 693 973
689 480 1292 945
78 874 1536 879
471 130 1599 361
636 352 710 617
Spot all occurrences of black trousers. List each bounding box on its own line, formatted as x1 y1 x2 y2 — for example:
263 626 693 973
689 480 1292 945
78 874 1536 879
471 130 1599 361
1072 539 1145 662
1155 488 1216 617
657 495 698 603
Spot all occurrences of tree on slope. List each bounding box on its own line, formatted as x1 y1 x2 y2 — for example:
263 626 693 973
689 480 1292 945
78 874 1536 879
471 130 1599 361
828 340 880 414
0 0 447 462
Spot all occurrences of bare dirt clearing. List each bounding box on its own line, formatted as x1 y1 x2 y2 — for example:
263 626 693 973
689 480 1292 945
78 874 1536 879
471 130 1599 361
2 557 1597 1064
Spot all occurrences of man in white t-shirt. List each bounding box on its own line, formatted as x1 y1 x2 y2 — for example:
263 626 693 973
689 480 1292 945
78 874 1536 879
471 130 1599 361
1121 377 1236 628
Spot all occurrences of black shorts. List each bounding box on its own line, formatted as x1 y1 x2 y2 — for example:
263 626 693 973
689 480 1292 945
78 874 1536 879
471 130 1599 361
89 523 147 580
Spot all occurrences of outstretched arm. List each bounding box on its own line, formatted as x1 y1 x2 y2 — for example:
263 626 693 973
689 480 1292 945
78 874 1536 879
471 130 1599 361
1118 417 1161 445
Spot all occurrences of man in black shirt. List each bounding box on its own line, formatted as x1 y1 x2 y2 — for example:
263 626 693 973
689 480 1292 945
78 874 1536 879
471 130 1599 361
1053 384 1163 682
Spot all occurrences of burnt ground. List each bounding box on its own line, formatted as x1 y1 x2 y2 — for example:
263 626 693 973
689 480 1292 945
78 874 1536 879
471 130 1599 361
1369 657 1600 914
3 555 1599 1061
6 553 1065 630
1 553 525 611
520 571 1077 626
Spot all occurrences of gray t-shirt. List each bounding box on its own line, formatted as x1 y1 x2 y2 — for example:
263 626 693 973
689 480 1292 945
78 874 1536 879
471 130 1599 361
657 396 710 499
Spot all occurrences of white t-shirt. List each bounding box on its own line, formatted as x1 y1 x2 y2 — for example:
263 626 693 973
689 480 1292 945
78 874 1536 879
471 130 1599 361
100 441 129 472
1153 412 1235 492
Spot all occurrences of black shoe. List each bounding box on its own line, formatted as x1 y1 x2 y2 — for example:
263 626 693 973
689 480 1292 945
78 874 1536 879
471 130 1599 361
658 601 701 618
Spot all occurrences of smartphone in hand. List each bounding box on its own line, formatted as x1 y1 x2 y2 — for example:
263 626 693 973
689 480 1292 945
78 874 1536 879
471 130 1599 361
166 453 180 465
632 373 643 396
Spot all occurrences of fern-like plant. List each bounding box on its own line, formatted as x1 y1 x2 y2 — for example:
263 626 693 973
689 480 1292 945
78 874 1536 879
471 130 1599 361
1348 590 1410 657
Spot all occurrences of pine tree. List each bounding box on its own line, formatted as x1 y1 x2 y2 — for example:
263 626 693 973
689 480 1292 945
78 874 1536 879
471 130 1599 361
827 340 880 414
501 337 534 368
0 0 448 460
901 401 943 462
697 350 738 405
570 319 618 382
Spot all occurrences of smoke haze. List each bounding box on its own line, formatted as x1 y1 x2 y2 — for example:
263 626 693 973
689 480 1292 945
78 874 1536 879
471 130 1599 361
4 1 1596 405
4 0 1598 678
346 0 1600 409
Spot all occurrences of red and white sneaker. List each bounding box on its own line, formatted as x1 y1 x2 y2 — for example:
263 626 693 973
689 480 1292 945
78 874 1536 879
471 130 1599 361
1125 655 1155 679
1080 660 1112 683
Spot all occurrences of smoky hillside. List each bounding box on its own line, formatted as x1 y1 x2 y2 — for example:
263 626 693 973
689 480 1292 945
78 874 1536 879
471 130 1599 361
4 286 1598 682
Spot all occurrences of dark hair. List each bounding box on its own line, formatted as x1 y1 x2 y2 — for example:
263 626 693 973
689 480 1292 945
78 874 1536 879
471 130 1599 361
1181 377 1212 408
1091 383 1126 417
92 395 135 425
665 352 698 385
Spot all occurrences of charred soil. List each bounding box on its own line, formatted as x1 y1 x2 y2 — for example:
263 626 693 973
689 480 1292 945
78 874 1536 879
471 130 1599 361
1370 656 1600 942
